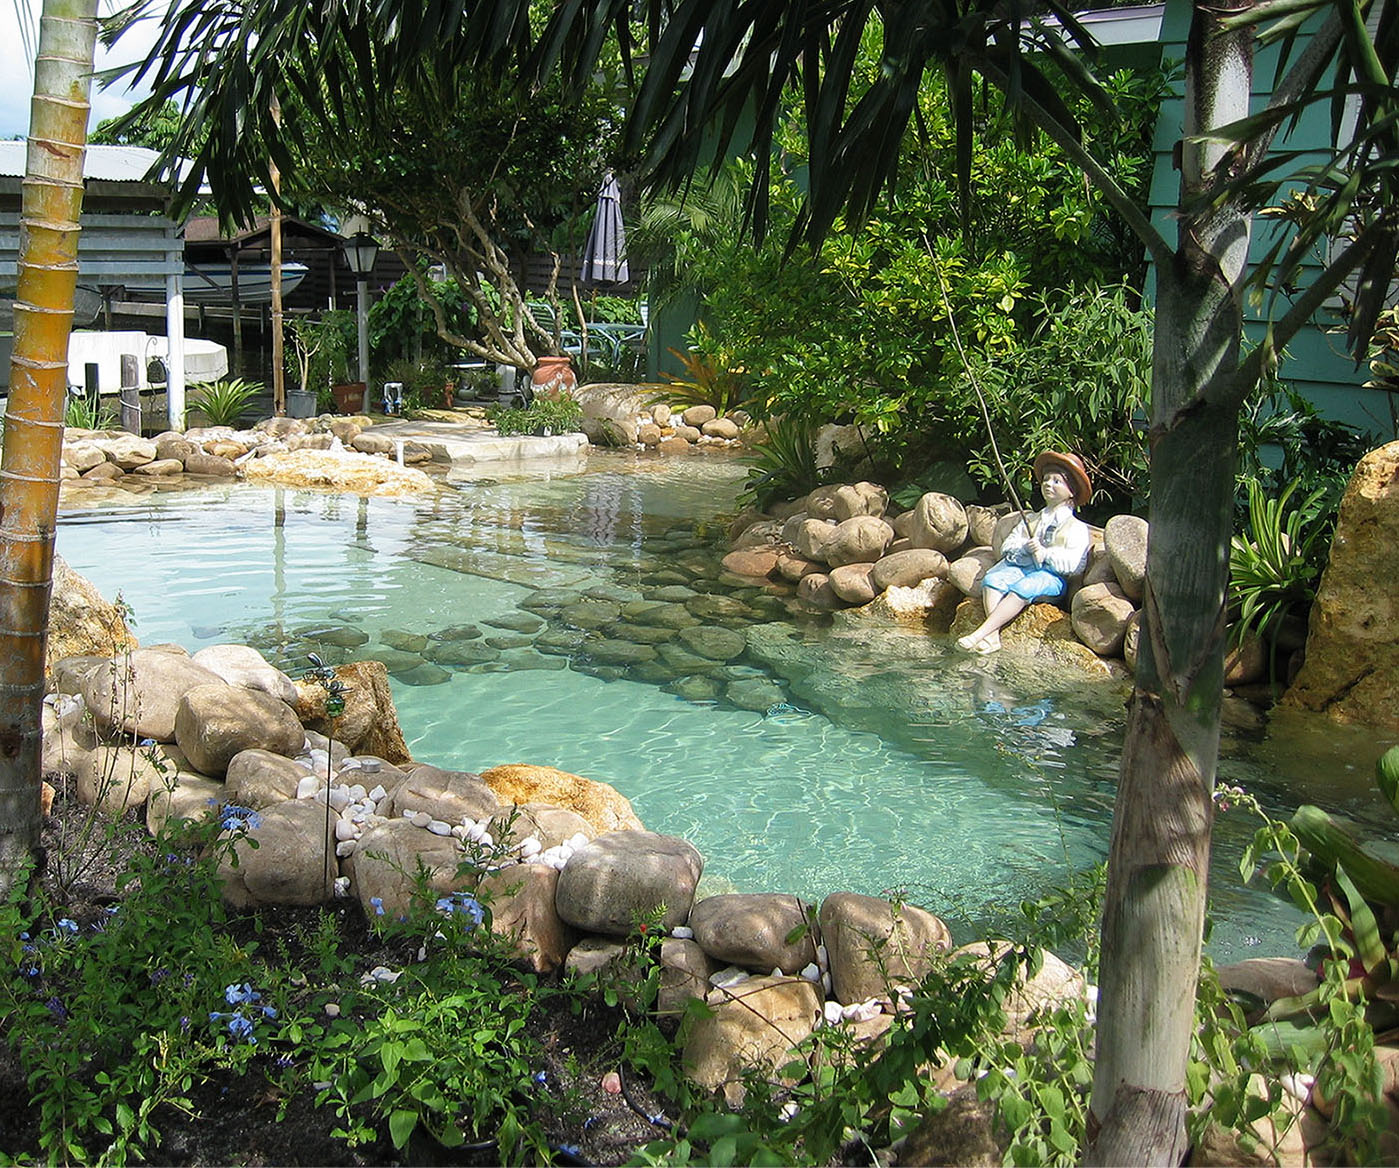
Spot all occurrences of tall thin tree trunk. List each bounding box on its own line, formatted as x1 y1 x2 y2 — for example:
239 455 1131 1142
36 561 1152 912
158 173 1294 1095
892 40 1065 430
0 0 99 898
270 93 286 416
1086 2 1255 1162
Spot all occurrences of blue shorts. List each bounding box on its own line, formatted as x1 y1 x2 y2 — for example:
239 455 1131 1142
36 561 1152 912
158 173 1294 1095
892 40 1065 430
982 559 1066 602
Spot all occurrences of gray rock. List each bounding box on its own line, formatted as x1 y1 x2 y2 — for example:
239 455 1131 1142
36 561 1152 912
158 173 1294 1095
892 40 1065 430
97 433 158 469
608 622 677 645
991 511 1034 556
477 863 579 973
649 585 699 603
685 594 756 622
790 518 838 563
381 628 429 652
351 432 394 455
775 551 823 582
225 748 311 809
81 649 225 741
796 573 841 609
380 763 499 824
583 639 659 666
561 600 624 630
1070 581 1136 656
871 548 949 591
394 663 452 686
191 644 298 702
732 519 784 551
154 434 198 464
666 674 724 702
1105 514 1149 602
965 504 1002 548
682 975 822 1101
947 547 997 596
824 516 894 568
534 629 588 655
430 623 483 641
483 633 535 650
147 771 223 836
907 492 969 554
484 612 546 634
831 482 888 521
218 798 337 908
294 621 370 648
725 677 788 712
76 743 167 816
423 640 500 667
829 562 878 604
677 625 747 661
819 891 952 1004
555 830 704 936
682 404 717 427
345 817 462 918
702 417 740 440
183 451 238 477
804 485 845 521
688 893 818 974
174 683 307 777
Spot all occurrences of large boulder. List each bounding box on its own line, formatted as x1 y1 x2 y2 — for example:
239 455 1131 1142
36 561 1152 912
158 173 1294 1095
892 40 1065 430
241 449 434 497
75 743 168 816
554 830 703 936
688 893 818 975
345 818 464 918
191 644 298 702
720 548 781 579
829 562 879 605
872 548 949 592
831 482 888 521
217 798 337 908
80 648 224 742
906 492 970 554
1284 441 1399 730
174 683 306 777
380 764 499 824
947 547 997 597
1104 514 1149 602
824 516 895 568
1070 582 1137 657
819 891 953 1004
477 863 579 974
293 660 411 763
225 748 313 810
790 518 838 563
48 557 137 682
480 763 643 833
682 975 823 1103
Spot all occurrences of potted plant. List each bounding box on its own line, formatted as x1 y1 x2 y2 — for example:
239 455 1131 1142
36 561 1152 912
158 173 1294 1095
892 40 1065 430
293 310 360 414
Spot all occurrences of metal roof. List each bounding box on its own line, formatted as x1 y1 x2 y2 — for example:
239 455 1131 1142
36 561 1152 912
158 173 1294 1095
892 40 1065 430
0 141 182 183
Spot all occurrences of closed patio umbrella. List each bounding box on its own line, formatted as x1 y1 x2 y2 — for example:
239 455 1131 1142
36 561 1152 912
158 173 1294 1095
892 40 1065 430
580 171 629 286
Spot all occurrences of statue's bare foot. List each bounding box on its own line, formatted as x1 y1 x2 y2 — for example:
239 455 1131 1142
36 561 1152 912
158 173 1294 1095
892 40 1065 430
972 631 1001 654
955 633 982 652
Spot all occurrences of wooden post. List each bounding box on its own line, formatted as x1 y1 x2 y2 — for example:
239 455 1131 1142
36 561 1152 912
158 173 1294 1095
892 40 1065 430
119 353 140 434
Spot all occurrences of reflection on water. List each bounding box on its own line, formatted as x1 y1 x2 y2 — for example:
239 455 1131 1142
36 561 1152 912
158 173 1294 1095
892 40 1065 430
54 451 1376 961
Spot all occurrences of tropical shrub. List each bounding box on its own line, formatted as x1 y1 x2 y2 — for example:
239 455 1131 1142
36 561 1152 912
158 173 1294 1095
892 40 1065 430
1229 479 1332 652
189 377 262 427
740 416 826 508
658 323 749 416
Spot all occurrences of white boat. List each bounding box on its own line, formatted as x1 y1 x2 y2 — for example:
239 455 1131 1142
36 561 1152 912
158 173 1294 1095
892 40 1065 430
180 261 309 306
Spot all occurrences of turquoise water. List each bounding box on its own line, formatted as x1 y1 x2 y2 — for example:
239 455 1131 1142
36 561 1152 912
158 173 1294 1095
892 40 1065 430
56 453 1326 960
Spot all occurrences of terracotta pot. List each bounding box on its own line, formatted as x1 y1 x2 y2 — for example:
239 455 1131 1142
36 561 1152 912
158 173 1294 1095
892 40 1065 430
331 382 366 414
530 356 577 401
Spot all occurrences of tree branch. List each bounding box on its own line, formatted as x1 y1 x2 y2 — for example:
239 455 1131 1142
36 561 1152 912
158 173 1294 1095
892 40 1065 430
1242 11 1344 171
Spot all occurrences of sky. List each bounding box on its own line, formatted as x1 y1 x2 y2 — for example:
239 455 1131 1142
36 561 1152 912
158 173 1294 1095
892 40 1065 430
0 1 163 140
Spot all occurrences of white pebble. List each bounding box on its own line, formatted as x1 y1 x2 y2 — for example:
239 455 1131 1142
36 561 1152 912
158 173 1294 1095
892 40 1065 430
323 1004 340 1019
1281 1072 1315 1104
842 1000 882 1023
426 819 452 836
334 818 358 842
709 966 751 989
295 776 321 800
368 784 388 802
520 836 542 858
348 784 367 802
816 944 828 968
332 876 351 897
465 822 486 842
361 965 401 985
334 840 357 857
479 832 494 850
671 926 694 940
779 1102 800 1122
822 972 832 993
450 824 468 840
328 786 352 811
799 963 820 982
568 832 590 850
823 1001 844 1026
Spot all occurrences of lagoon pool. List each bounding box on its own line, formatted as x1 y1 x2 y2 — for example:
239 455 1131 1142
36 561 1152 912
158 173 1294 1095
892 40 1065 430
56 451 1353 961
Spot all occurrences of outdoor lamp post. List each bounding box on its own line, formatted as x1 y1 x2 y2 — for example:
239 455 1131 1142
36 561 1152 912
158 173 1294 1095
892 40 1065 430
341 232 380 406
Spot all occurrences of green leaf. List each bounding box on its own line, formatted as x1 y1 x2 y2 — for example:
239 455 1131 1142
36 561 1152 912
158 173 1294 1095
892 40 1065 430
388 1107 419 1149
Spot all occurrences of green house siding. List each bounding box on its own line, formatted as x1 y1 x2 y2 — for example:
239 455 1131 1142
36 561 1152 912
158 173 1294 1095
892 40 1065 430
1142 0 1397 439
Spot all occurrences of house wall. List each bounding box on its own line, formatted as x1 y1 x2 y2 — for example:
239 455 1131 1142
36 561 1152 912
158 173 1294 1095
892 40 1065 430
1145 0 1398 440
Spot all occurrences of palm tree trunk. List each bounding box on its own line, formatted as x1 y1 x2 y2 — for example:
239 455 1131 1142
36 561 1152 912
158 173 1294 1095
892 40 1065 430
1086 1 1255 1161
0 0 98 899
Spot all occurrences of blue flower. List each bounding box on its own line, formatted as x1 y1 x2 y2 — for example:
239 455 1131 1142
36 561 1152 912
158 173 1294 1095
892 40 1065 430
219 804 262 832
225 983 260 1006
261 1005 278 1020
45 997 68 1020
56 919 78 935
533 1070 548 1085
149 968 169 986
226 1014 255 1043
434 892 484 928
370 897 385 916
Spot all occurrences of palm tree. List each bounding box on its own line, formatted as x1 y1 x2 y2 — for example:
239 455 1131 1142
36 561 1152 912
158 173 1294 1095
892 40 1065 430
0 0 99 900
104 1 1399 1160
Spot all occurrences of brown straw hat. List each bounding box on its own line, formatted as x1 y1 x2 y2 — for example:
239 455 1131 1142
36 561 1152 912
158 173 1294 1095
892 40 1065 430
1032 451 1092 505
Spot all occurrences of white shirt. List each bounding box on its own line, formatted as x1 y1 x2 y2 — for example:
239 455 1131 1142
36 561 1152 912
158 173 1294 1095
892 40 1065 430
999 502 1091 577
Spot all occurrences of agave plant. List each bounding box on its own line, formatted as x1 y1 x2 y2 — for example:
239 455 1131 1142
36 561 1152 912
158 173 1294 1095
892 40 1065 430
1228 479 1332 649
189 377 262 427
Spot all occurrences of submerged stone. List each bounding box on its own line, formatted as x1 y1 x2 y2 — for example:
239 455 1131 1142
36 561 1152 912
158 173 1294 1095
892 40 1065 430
394 663 452 686
483 612 546 634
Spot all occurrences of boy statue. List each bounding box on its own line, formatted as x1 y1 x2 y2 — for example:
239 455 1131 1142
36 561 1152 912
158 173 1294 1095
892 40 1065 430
956 451 1093 654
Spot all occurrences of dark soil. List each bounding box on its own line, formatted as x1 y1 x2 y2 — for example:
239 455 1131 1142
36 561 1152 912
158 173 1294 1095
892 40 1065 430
0 783 677 1166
